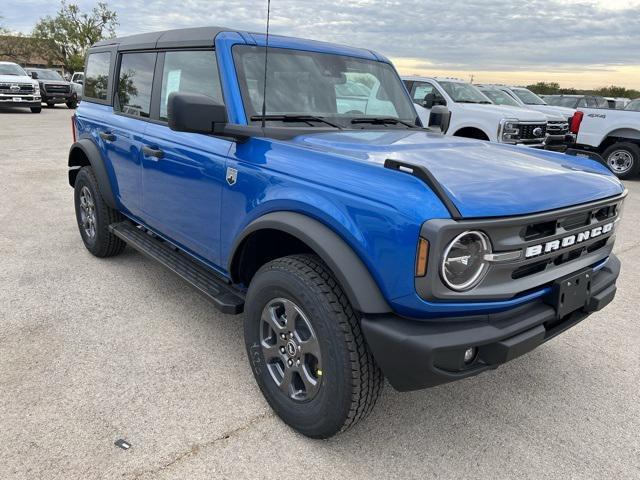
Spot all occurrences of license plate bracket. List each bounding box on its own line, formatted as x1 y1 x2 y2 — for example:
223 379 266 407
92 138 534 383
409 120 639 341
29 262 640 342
547 268 592 318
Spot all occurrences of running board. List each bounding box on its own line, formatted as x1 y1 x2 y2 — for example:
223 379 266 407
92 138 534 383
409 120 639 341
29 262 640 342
109 221 244 314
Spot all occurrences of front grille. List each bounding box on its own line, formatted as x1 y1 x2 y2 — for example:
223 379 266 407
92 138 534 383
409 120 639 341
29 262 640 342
547 120 569 135
519 123 546 140
417 193 625 301
44 84 70 94
0 83 34 93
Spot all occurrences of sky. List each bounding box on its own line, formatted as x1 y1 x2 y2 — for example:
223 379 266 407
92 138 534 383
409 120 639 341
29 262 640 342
2 0 640 89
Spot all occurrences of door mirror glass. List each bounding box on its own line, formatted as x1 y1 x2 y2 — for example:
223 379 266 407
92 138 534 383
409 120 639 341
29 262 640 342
168 92 227 134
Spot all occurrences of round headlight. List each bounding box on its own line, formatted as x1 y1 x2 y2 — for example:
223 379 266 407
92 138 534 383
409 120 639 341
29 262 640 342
441 231 491 291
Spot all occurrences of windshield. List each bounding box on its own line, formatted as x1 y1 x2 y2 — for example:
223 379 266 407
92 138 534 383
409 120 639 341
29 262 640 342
545 96 580 108
478 87 520 107
0 63 27 76
512 88 546 105
625 99 640 111
233 45 417 127
31 69 64 81
438 81 491 104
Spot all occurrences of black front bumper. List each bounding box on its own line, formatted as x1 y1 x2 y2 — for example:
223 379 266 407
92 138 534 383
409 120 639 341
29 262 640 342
361 255 620 392
42 92 75 104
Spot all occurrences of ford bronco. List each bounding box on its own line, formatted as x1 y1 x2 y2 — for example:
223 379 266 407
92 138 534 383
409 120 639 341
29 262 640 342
69 27 625 438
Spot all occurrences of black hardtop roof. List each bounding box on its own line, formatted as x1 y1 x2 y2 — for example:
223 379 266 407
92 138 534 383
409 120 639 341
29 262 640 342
91 26 235 51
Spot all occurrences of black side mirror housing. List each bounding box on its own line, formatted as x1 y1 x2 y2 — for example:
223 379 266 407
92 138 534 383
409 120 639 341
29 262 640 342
30 71 38 79
428 105 451 133
168 92 228 135
422 93 435 109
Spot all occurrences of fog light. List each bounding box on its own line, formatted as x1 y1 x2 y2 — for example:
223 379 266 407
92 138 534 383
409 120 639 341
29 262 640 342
463 347 476 364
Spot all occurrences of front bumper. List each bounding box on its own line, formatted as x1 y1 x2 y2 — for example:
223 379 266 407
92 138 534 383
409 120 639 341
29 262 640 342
362 254 620 391
0 95 41 107
42 91 75 104
544 133 575 152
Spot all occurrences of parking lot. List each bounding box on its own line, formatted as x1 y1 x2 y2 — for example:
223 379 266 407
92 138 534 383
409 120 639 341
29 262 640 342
1 107 639 479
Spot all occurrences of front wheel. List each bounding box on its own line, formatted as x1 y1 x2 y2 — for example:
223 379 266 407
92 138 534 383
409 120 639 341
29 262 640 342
30 107 41 113
244 254 383 438
46 102 55 108
66 97 78 109
602 142 640 179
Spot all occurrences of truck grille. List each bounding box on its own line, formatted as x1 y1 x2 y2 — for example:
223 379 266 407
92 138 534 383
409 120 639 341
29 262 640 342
0 83 34 93
44 84 70 94
519 123 547 140
547 120 569 135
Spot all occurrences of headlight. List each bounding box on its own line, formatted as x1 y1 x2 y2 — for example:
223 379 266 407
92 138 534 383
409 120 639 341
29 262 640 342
499 118 520 143
32 83 41 96
441 231 491 291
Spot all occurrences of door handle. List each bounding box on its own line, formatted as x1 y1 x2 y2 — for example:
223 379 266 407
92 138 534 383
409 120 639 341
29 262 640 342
99 131 116 142
142 146 164 160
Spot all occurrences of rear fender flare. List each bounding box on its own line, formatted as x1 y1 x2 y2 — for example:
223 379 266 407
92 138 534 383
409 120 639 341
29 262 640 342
68 139 117 209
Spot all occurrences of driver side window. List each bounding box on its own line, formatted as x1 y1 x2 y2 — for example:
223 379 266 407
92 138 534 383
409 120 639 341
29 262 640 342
411 82 445 108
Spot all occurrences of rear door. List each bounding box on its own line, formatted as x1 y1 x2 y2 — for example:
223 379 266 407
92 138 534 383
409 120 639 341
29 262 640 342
102 51 157 216
140 49 231 265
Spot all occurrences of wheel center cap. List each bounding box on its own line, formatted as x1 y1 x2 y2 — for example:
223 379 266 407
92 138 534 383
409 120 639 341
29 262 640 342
285 340 297 357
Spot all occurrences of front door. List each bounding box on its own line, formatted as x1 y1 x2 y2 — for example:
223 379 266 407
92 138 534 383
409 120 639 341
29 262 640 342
140 50 231 265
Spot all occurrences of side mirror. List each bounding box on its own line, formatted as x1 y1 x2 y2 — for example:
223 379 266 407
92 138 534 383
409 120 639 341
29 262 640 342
428 105 451 133
30 71 38 80
422 92 435 109
168 92 227 135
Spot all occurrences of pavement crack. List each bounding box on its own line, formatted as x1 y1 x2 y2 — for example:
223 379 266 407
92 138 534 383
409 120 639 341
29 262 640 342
129 412 272 479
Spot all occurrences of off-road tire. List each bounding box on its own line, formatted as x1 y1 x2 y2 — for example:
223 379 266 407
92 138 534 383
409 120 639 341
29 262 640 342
244 254 383 438
46 102 55 108
30 107 41 113
66 98 78 109
602 142 640 179
74 166 126 257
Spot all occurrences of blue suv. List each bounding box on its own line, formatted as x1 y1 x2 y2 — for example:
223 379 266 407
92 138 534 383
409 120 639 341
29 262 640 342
68 27 625 438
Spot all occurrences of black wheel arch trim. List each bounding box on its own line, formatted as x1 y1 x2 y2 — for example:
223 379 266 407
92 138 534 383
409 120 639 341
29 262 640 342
68 139 117 209
229 211 391 314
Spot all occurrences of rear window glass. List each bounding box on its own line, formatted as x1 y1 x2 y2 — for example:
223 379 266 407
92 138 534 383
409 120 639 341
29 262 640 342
116 52 156 118
84 52 111 101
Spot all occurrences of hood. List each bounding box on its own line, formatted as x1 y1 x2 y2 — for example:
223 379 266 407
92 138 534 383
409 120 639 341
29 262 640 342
0 74 34 84
456 102 548 122
524 104 576 119
38 79 70 86
489 104 564 122
287 129 623 218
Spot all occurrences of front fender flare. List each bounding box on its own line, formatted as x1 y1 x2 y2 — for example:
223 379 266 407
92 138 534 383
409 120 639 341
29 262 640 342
229 212 391 314
68 139 117 209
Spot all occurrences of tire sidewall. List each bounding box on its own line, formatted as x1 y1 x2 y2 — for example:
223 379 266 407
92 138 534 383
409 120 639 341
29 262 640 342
74 168 107 255
245 264 354 437
603 143 640 179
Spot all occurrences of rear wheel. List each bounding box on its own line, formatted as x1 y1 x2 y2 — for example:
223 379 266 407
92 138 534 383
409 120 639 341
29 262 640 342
602 142 640 179
73 166 126 257
30 107 41 113
244 254 383 438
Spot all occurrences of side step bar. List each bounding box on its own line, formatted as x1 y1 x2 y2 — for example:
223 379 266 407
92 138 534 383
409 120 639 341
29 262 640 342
109 221 245 314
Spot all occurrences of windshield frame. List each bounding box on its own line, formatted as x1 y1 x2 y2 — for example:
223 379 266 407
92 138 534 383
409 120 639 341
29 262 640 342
437 81 492 104
29 69 64 81
0 63 28 77
232 45 419 129
478 87 521 107
512 87 547 106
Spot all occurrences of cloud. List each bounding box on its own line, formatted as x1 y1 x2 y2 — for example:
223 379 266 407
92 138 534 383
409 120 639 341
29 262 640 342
3 0 640 83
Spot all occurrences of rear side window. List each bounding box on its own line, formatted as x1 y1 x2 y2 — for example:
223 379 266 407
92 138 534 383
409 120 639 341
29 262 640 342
116 52 156 118
84 52 111 101
159 50 223 121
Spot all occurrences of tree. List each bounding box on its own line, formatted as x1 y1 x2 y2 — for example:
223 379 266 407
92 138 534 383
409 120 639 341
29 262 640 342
32 1 118 73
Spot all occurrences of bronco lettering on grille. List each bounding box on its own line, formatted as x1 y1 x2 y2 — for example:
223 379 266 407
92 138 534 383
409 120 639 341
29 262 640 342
525 221 614 258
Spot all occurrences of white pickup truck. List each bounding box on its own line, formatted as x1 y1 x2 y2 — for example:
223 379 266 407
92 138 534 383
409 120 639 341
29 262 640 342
403 76 549 147
573 107 640 179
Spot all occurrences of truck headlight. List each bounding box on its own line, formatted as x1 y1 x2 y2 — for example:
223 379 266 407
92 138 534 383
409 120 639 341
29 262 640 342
441 231 491 291
499 118 520 143
32 83 41 97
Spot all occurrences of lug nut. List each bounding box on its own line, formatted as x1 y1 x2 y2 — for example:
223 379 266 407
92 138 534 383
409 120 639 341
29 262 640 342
287 359 293 367
280 333 287 340
280 347 286 354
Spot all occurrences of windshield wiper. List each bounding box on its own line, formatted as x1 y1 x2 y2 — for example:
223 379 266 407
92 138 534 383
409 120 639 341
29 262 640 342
455 100 481 104
250 114 343 129
350 117 418 128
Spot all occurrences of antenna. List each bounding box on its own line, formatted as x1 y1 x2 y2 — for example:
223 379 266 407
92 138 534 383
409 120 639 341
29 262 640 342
260 0 271 129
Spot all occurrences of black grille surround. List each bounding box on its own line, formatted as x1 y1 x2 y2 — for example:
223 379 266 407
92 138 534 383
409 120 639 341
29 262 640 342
43 83 70 94
546 120 569 136
519 122 547 140
417 192 626 302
